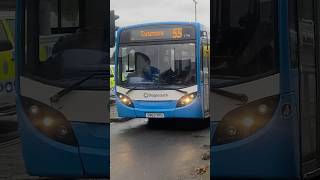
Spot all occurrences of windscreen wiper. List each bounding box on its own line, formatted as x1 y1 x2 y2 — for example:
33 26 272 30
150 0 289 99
50 72 106 103
155 82 188 94
127 84 188 95
211 88 248 104
157 86 188 95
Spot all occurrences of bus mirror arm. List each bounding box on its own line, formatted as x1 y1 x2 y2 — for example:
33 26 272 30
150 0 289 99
126 84 140 94
211 88 248 104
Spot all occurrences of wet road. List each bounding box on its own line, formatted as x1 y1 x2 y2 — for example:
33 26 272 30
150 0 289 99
110 118 210 180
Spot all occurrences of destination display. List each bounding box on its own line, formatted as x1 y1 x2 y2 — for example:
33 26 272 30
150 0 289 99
120 25 196 43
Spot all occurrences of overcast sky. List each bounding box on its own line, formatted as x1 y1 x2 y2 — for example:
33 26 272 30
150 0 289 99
110 0 210 28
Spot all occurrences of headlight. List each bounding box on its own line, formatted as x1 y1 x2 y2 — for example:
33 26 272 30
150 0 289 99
21 97 78 146
176 92 197 108
213 95 279 146
117 92 134 107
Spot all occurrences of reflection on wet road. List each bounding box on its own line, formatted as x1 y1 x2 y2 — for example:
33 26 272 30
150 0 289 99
111 118 210 180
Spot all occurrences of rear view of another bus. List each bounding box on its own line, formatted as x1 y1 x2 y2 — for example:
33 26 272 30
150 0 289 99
115 22 210 121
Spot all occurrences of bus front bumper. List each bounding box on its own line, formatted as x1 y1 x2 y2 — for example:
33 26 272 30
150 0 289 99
116 98 203 119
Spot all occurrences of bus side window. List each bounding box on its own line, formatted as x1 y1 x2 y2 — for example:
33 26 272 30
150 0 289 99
119 49 135 82
289 0 298 69
128 49 136 72
201 38 209 83
201 42 204 83
203 43 209 84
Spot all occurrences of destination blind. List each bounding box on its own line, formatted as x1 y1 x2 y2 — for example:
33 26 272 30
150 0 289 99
120 25 196 43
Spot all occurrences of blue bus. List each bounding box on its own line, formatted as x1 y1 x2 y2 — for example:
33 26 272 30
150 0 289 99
15 0 109 177
211 0 320 179
115 22 210 121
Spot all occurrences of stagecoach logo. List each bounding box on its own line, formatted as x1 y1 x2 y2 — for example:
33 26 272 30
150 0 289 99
143 92 168 98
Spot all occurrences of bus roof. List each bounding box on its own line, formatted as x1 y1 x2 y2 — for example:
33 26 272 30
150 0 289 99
118 21 206 31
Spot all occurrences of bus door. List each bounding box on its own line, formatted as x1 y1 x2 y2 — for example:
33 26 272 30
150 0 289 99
298 0 320 177
201 36 210 118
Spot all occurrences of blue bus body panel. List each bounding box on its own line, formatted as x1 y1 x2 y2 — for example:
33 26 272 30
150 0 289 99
116 101 136 118
77 146 108 177
117 97 203 119
212 94 300 179
71 122 109 177
71 123 108 149
17 105 84 177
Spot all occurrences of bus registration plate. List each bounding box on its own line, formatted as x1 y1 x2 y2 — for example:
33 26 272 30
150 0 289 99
146 113 164 118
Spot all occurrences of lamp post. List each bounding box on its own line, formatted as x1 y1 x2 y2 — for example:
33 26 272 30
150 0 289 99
192 0 198 22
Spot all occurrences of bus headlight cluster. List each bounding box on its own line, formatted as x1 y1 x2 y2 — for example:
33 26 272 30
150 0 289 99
176 92 197 108
21 97 78 146
117 93 134 107
213 95 279 146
